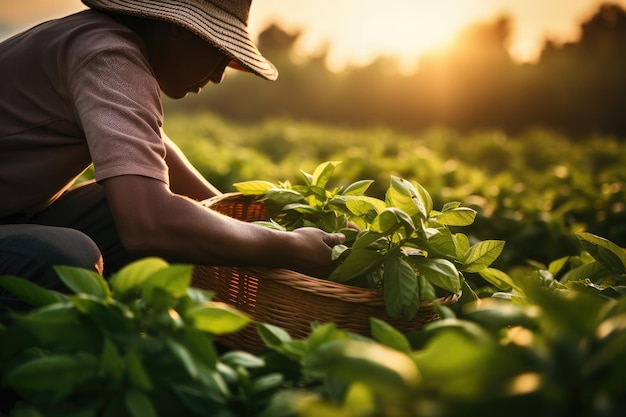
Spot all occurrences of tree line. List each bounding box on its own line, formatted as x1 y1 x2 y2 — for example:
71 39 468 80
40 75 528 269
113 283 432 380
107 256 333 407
164 2 626 139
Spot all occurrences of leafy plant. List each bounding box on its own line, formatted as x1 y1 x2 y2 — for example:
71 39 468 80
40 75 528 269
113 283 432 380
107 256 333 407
0 258 281 417
251 235 626 417
1 235 625 417
502 231 626 302
235 161 506 319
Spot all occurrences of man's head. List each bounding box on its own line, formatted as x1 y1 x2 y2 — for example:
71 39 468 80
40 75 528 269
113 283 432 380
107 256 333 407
81 0 278 81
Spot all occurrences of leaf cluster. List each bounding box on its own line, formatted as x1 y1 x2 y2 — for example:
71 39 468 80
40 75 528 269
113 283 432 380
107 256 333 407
1 233 626 416
250 265 626 417
0 258 281 417
235 161 506 319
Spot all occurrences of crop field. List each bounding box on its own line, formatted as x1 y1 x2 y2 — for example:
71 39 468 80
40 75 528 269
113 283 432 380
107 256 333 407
165 112 626 271
4 113 626 417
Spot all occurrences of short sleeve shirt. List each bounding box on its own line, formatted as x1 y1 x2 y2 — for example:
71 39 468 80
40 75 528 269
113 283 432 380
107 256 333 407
0 10 169 217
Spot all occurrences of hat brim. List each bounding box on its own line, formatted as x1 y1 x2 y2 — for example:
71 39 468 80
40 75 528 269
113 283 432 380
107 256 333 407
82 0 278 81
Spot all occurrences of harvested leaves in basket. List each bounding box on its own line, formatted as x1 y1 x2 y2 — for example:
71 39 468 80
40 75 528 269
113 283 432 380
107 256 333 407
234 161 506 320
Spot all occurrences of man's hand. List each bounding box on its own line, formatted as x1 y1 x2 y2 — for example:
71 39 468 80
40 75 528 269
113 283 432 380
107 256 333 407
286 228 346 278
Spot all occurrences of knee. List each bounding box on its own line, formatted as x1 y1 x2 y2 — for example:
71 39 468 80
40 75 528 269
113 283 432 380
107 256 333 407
32 227 103 273
52 228 104 274
0 225 103 281
0 225 103 317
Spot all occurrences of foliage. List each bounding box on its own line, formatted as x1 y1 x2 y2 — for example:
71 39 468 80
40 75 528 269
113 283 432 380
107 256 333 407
235 161 505 319
252 231 626 417
165 115 626 271
0 259 276 417
1 233 626 416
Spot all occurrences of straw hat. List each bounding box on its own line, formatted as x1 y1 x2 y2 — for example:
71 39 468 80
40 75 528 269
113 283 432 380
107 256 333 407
81 0 278 80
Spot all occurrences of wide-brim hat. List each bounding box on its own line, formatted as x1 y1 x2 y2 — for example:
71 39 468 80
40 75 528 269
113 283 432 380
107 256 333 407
81 0 278 80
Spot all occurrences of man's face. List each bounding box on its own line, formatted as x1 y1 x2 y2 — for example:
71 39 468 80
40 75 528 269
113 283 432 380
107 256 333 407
153 27 231 99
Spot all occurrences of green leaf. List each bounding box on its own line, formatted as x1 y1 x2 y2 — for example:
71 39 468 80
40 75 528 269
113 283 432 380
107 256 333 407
386 176 428 219
4 353 98 392
282 203 317 214
167 338 199 380
303 339 420 392
54 265 110 300
187 301 251 334
548 256 570 277
110 257 169 295
11 303 101 351
142 264 192 301
257 322 293 349
311 161 341 188
435 207 477 226
0 275 67 307
576 232 626 274
442 201 461 211
351 230 387 250
175 328 218 369
220 350 265 369
466 304 540 331
412 327 494 395
369 317 411 353
372 208 415 235
99 337 124 381
328 248 384 284
560 261 608 284
344 196 386 218
479 268 517 291
264 188 304 206
308 185 328 201
125 351 153 391
250 373 284 395
425 228 457 258
343 179 374 196
418 275 437 302
234 180 276 195
453 233 471 259
331 244 349 261
462 240 505 272
72 295 133 336
413 258 461 293
412 180 433 217
125 388 157 417
371 209 400 234
383 256 418 319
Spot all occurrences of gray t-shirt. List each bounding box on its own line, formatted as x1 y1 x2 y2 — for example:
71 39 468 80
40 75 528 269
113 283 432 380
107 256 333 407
0 10 169 217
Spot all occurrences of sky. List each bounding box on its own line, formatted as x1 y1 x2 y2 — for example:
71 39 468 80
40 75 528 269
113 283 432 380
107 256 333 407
1 0 623 72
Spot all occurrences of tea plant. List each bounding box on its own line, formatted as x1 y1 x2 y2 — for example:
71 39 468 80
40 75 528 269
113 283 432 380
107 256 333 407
0 258 280 417
251 232 626 417
1 233 625 416
235 161 506 319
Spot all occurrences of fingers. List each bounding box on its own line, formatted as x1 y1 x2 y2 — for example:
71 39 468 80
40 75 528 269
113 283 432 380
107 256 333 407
323 232 346 247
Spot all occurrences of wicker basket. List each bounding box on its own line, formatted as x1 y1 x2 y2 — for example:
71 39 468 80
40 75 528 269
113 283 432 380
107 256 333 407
192 193 458 352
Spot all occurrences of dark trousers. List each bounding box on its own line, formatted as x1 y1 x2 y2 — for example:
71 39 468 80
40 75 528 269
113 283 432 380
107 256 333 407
0 181 145 318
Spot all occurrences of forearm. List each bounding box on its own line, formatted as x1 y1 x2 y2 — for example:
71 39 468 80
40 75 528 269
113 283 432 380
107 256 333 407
132 196 337 276
104 176 343 277
147 195 288 265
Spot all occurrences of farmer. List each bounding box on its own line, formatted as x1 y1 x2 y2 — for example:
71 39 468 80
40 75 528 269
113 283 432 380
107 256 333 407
0 0 346 316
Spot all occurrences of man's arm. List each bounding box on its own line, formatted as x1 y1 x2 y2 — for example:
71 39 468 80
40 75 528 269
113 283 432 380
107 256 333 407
102 175 345 278
162 130 221 201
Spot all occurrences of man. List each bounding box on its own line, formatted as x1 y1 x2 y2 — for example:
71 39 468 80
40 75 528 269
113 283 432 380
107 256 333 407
0 0 345 315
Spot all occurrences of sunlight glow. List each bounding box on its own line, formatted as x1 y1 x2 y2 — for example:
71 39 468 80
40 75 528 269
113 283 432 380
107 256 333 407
249 0 616 72
2 0 624 73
